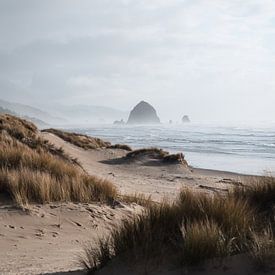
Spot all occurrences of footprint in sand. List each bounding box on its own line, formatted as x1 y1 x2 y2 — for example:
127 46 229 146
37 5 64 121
35 229 45 238
52 232 59 237
8 225 16 229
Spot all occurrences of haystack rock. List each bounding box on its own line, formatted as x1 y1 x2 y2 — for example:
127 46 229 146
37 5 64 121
127 101 160 124
182 115 190 123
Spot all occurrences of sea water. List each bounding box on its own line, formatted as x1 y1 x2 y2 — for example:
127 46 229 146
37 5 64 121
71 124 275 176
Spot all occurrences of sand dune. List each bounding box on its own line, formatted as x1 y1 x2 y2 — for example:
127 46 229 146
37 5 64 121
0 198 142 274
0 131 253 274
42 132 246 201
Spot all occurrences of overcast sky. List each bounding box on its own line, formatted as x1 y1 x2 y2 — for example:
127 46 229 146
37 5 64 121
0 0 275 123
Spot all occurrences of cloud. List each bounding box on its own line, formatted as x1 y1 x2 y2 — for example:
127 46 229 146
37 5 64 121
0 0 274 122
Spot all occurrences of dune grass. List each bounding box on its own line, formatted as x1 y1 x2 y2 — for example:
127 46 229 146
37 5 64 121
83 176 275 272
163 152 188 165
120 193 153 208
0 114 118 206
43 128 133 152
126 148 168 159
250 226 275 269
181 219 230 265
0 167 116 205
108 144 132 151
232 176 275 215
126 147 188 165
82 189 256 272
42 128 111 149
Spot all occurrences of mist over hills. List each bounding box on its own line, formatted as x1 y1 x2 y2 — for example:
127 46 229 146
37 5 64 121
0 99 129 126
0 99 63 125
51 104 128 125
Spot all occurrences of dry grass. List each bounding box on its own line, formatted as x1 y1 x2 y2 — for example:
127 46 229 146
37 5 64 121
232 176 275 215
0 167 116 205
178 189 254 244
126 148 168 159
83 178 275 271
250 226 275 270
0 114 118 206
163 153 188 165
0 113 37 141
44 128 133 152
81 239 111 272
126 147 188 165
0 114 79 165
181 219 230 265
83 188 258 271
42 128 111 149
108 144 132 151
120 193 153 208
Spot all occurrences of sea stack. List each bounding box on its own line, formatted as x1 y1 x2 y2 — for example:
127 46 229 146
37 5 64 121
127 101 160 124
182 115 190 123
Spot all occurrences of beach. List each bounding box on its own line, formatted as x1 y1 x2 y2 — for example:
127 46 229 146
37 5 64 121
0 129 256 274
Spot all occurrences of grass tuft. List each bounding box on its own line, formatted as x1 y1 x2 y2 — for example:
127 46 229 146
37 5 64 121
232 176 275 215
108 144 132 151
42 128 111 149
250 226 275 270
126 148 188 165
181 219 230 265
0 114 117 206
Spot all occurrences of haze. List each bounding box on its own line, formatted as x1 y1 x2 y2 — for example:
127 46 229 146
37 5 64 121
0 0 275 124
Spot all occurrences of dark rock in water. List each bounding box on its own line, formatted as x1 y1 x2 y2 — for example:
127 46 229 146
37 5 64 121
182 115 190 123
113 119 125 125
127 101 160 124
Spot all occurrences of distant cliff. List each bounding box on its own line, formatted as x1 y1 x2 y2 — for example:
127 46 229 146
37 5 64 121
127 101 160 124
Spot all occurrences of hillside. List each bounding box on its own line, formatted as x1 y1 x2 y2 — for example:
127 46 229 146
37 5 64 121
0 99 65 125
0 104 48 128
52 104 128 124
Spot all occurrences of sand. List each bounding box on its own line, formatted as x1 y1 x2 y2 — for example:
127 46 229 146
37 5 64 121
0 132 255 274
41 132 247 202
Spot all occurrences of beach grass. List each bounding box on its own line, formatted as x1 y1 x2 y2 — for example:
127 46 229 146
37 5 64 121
0 114 117 206
83 179 275 272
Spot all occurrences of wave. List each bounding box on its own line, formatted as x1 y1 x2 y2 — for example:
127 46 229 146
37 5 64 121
73 125 275 175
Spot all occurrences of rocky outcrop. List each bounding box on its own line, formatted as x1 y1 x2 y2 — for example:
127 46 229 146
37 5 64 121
127 101 160 124
182 115 190 123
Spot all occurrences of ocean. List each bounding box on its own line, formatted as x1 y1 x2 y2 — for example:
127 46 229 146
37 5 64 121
71 124 275 176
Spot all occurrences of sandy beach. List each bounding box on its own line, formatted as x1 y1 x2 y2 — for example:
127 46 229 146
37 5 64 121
0 130 254 275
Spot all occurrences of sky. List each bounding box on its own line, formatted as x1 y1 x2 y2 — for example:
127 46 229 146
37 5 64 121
0 0 275 124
